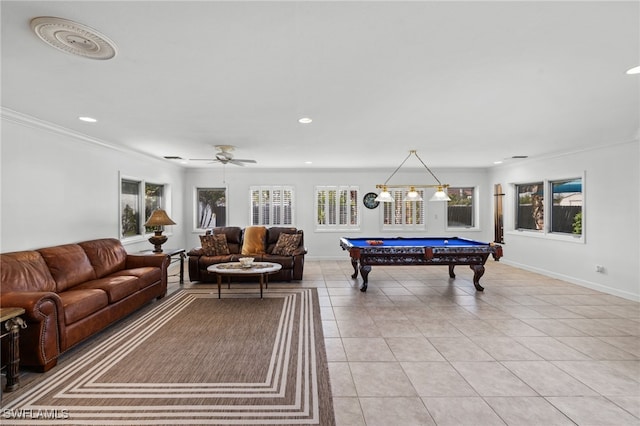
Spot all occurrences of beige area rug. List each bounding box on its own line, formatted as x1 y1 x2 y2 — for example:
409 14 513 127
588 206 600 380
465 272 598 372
2 288 334 425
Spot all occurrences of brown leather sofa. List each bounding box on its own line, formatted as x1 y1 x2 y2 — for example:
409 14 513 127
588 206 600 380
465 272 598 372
188 226 306 282
0 238 169 372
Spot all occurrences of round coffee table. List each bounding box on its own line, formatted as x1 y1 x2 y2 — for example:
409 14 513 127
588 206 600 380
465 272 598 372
207 262 282 298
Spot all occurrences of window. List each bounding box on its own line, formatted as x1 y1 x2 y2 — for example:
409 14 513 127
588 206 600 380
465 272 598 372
250 186 294 226
196 188 226 229
551 178 582 235
121 179 141 238
315 186 360 230
447 187 476 228
382 187 425 230
120 176 169 239
145 183 164 233
516 182 544 231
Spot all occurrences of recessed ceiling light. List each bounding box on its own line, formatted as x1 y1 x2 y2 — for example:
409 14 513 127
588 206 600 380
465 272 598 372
304 161 313 165
626 65 640 75
298 117 312 124
78 116 97 123
493 160 503 165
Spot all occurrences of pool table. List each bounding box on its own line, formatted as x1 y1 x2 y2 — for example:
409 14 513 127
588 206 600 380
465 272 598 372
339 237 503 292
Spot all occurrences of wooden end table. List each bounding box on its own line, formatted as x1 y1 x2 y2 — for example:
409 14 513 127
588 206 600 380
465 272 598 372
1 307 27 392
207 262 282 299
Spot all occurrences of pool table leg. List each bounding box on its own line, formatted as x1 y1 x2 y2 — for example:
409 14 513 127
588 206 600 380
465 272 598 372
359 265 371 292
470 265 485 291
350 258 359 279
448 265 456 278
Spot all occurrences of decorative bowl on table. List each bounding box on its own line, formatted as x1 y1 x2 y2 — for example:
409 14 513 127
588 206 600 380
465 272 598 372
239 257 254 268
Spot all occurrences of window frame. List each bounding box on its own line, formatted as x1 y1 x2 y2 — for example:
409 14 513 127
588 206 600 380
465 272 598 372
119 174 171 243
194 187 227 231
445 186 479 231
381 187 426 232
314 185 361 232
550 177 584 238
515 181 545 232
249 185 295 226
509 174 585 243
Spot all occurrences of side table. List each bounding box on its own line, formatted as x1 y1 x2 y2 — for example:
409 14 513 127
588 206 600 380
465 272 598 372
136 248 186 284
1 307 27 392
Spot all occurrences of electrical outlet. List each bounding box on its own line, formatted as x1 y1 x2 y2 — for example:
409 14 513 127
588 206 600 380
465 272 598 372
595 265 605 273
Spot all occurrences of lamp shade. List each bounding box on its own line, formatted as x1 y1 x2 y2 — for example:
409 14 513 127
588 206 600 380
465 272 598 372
403 187 423 202
144 209 176 227
429 186 451 202
374 190 394 203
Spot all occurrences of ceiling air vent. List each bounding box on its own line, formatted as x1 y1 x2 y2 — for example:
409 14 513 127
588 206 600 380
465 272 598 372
30 17 117 60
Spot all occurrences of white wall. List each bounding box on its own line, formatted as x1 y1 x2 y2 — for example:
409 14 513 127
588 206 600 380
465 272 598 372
184 167 493 259
489 140 640 301
3 111 638 300
1 112 186 253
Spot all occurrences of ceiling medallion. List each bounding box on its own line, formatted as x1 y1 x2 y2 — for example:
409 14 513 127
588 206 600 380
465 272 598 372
30 17 117 60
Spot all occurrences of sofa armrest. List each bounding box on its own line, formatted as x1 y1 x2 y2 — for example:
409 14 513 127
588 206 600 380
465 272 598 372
293 246 307 256
125 254 169 295
1 291 63 322
0 291 64 368
187 247 204 256
125 254 167 269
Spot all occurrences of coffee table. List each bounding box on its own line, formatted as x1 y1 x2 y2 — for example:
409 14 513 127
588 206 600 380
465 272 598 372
207 262 282 299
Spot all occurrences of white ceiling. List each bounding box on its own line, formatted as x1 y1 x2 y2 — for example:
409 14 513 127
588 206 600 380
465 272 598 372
2 1 639 169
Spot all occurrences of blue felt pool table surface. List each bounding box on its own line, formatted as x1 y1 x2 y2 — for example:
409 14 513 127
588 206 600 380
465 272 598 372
342 237 490 248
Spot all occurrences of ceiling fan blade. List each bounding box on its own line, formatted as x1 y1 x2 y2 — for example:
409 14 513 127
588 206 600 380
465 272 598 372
233 158 257 163
229 160 246 166
189 158 216 161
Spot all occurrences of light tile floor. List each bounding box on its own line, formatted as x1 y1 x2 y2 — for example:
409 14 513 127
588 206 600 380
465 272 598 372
269 259 639 426
173 259 640 425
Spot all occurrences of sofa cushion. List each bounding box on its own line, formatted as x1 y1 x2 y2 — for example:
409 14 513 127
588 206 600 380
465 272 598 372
79 239 127 278
266 227 302 253
38 244 97 292
271 233 302 256
0 251 56 292
263 255 294 269
59 289 109 325
75 275 140 303
112 267 161 290
212 227 243 254
200 234 230 256
200 255 234 267
241 226 266 255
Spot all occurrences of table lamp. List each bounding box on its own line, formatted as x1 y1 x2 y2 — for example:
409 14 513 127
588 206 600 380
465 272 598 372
144 209 176 252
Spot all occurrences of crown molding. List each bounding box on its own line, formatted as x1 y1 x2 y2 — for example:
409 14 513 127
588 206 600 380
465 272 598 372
0 107 177 168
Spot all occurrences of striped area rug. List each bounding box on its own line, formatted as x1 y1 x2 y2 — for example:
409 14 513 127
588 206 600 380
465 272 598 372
2 288 334 425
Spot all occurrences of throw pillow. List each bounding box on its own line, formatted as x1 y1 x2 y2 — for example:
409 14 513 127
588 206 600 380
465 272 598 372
241 226 267 255
272 233 301 256
200 234 230 256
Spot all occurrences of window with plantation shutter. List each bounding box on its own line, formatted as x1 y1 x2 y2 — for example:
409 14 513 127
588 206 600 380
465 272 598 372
315 186 360 231
381 187 425 231
250 186 294 226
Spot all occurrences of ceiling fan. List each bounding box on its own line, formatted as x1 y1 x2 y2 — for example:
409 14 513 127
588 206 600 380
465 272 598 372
190 145 257 166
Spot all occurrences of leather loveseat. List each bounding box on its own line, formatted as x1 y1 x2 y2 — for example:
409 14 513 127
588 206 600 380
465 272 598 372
187 226 306 283
0 238 169 372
